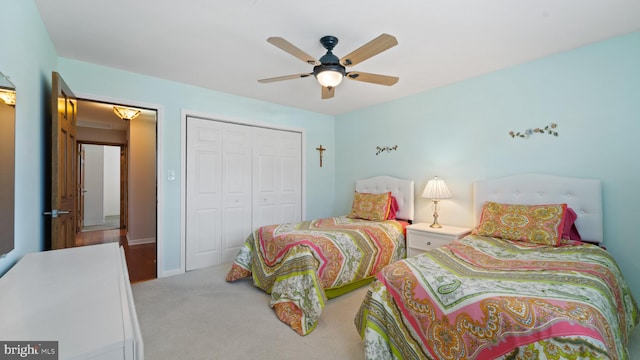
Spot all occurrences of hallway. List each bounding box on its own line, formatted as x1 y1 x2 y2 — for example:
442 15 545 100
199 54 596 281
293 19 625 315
81 215 119 232
75 229 156 283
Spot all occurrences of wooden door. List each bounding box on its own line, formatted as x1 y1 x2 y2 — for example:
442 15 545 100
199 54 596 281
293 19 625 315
48 72 77 250
77 144 85 232
120 146 128 230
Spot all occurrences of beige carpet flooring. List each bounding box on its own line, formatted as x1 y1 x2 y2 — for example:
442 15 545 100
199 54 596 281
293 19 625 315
132 263 640 360
132 263 367 359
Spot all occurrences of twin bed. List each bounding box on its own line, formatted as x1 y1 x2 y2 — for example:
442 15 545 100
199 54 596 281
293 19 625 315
226 176 415 335
227 174 638 358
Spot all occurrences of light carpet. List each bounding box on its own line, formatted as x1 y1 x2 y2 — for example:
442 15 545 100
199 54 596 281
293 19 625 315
131 263 367 360
132 263 640 360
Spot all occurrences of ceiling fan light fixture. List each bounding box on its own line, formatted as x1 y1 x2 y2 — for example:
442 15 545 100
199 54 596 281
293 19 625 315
316 70 343 88
113 106 141 121
259 34 398 98
314 64 345 88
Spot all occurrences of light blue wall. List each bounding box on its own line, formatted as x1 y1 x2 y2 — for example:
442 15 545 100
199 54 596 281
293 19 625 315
3 0 639 303
0 1 58 274
0 0 335 276
57 59 335 274
336 32 640 301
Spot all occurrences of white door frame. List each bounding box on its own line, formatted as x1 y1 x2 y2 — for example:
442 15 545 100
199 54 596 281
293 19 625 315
180 110 306 275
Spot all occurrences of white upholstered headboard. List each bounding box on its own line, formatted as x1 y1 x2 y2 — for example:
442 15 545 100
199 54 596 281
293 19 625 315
355 176 415 222
474 174 603 243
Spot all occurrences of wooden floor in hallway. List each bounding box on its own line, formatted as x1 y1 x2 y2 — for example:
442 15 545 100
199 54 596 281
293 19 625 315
75 229 157 283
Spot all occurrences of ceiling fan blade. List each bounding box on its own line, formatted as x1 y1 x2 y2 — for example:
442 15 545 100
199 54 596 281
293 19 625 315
321 86 335 99
267 37 320 65
340 34 398 67
346 71 399 86
258 73 313 83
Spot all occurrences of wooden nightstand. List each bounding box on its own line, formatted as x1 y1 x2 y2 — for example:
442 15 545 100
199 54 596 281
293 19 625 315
406 223 472 257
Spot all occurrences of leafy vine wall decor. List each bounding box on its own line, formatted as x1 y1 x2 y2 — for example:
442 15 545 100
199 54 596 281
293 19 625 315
509 123 558 139
376 145 398 155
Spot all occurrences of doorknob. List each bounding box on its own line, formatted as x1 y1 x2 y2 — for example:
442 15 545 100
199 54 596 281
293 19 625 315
43 209 71 218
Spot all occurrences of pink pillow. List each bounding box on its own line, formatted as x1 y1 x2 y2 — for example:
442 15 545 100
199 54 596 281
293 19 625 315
562 208 582 240
386 196 399 220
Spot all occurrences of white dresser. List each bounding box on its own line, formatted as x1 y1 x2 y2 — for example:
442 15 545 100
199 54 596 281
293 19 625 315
0 243 143 359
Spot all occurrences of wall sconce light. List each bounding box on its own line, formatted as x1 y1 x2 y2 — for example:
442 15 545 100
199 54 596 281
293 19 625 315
113 106 141 121
421 176 451 228
0 89 16 107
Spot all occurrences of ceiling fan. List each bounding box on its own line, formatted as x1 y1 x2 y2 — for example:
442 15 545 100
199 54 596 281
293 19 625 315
258 34 399 99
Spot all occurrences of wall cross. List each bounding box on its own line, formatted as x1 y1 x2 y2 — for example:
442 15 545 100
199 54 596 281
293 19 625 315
315 145 326 167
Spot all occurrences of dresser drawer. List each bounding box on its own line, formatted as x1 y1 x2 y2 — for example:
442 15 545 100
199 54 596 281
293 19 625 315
405 223 472 258
407 231 451 251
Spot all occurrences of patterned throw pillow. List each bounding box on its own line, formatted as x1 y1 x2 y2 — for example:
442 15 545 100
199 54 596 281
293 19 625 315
347 192 391 221
473 202 567 246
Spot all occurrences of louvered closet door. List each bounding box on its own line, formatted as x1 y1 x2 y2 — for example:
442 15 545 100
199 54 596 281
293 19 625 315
186 119 253 270
252 127 302 229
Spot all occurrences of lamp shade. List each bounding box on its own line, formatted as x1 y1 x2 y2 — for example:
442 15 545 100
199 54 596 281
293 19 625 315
421 176 451 200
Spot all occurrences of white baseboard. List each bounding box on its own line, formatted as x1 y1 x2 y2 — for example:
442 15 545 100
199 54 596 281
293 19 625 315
158 268 184 278
126 233 156 246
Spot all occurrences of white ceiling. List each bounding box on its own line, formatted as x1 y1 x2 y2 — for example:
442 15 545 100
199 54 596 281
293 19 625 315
35 0 640 116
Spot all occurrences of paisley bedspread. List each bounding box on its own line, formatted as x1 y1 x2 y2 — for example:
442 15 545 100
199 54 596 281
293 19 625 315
226 216 405 335
355 235 639 359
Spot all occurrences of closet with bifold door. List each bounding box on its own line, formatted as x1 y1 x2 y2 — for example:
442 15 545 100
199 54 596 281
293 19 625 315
186 116 302 271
